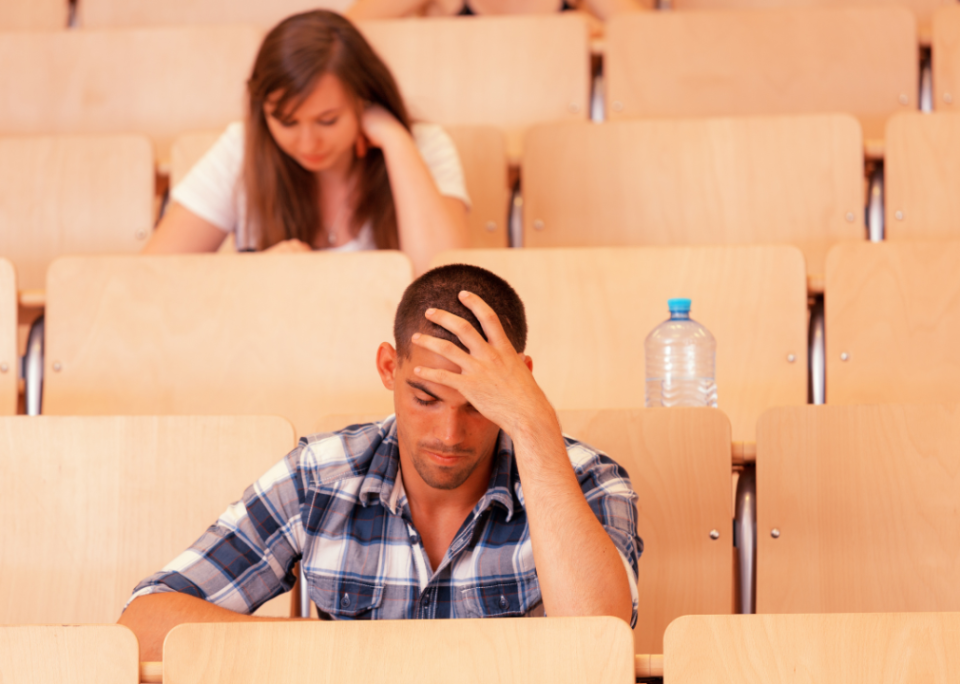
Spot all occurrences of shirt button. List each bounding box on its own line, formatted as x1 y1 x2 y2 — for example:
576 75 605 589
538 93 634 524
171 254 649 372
499 595 508 610
341 593 351 608
422 594 431 606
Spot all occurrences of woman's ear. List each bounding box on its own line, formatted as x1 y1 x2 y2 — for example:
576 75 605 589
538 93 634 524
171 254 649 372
355 134 368 159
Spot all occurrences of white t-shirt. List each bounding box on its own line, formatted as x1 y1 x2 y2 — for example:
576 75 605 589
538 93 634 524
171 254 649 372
171 121 472 251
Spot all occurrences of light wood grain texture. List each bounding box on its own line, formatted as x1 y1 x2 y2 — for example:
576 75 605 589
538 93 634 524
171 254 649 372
665 613 960 683
0 26 263 164
359 15 590 162
164 618 634 684
671 0 949 43
635 654 664 679
140 661 162 684
825 241 960 404
42 253 410 435
0 416 297 624
934 5 960 111
431 246 808 444
0 260 15 416
0 0 67 30
170 125 509 249
606 8 917 141
757 404 960 613
79 0 349 28
522 115 864 279
885 113 960 239
0 625 139 684
308 408 733 655
0 135 154 290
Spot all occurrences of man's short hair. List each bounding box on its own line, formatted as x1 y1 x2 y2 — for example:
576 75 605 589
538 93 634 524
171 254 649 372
394 264 527 359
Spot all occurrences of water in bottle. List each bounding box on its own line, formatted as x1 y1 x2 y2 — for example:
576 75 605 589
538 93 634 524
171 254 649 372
644 298 717 408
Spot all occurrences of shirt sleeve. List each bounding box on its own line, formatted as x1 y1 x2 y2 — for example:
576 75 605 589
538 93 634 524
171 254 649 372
564 437 643 629
411 122 472 209
170 122 244 234
126 445 308 614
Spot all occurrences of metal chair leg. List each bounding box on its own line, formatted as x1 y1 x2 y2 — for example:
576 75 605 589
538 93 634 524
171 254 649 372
734 465 756 614
920 48 933 113
23 315 44 416
508 184 523 248
867 163 884 243
809 296 825 405
299 567 311 618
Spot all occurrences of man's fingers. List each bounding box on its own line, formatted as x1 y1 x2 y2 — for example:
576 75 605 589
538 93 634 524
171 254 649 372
413 364 463 391
412 332 473 369
424 308 489 355
457 291 513 350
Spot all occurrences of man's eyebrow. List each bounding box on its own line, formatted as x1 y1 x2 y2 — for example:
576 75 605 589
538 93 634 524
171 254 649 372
406 380 440 400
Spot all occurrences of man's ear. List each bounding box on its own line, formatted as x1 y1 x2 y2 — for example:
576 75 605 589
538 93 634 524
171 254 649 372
376 342 399 390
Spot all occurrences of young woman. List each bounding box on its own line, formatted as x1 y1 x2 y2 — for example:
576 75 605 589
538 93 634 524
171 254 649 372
144 10 469 275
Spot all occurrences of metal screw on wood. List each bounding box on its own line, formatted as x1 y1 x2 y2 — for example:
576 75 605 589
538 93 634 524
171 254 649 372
568 103 581 114
771 528 781 539
845 212 855 223
485 221 496 232
899 93 909 105
53 361 62 372
787 354 796 363
709 529 720 540
135 230 147 240
612 101 624 112
533 219 545 231
0 363 7 373
895 210 904 221
946 93 954 104
840 352 849 362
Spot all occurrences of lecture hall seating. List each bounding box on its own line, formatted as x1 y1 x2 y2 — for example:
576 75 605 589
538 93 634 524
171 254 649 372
78 0 350 28
0 25 263 165
358 15 591 162
431 246 809 453
0 134 154 292
0 625 139 684
0 0 67 30
664 613 960 683
521 114 864 285
170 125 510 248
163 618 635 684
757 404 960 613
41 252 411 436
0 415 298 624
0 259 15 416
933 4 960 110
884 112 960 239
606 7 917 153
825 240 960 405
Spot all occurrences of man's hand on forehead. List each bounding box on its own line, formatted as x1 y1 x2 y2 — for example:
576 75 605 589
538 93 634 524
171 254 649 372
410 290 556 438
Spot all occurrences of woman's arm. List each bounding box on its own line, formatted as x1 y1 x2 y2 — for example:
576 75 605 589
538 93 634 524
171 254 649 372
362 107 469 275
142 203 229 254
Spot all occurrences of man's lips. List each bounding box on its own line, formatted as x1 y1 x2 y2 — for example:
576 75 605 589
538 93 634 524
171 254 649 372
424 449 460 465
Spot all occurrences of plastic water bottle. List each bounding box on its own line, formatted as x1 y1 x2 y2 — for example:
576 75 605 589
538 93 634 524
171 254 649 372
645 298 717 408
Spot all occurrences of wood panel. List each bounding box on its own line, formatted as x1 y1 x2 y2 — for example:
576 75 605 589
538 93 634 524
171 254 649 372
0 416 297 624
164 618 634 684
0 625 139 684
0 0 67 30
359 15 590 162
757 404 960 613
79 0 349 28
0 26 263 164
522 115 864 279
825 241 960 404
42 252 411 435
885 113 960 239
606 8 917 142
933 5 960 111
170 125 510 249
0 135 154 290
430 246 808 445
665 613 960 683
0 260 15 416
311 409 733 655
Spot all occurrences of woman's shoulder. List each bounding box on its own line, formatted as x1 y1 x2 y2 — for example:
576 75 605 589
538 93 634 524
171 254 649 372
410 122 459 160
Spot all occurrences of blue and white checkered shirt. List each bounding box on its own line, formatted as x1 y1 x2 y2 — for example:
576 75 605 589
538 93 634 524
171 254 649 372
130 416 642 625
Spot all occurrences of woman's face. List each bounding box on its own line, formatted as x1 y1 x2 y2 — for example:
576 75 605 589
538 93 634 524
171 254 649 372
263 72 361 174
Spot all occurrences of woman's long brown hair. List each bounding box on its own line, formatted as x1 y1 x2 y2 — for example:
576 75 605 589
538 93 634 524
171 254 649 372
244 10 410 251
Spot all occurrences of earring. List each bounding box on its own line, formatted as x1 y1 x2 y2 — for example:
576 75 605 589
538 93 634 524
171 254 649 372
355 135 368 159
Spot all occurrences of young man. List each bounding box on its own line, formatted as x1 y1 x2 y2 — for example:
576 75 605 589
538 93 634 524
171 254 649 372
120 264 642 660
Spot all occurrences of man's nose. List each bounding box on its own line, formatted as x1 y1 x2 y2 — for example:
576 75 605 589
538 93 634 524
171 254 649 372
436 407 467 446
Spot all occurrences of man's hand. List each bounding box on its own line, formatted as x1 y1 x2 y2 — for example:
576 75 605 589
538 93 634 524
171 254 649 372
411 290 558 440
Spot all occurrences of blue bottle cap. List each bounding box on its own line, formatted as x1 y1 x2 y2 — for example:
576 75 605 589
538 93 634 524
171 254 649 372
668 298 692 314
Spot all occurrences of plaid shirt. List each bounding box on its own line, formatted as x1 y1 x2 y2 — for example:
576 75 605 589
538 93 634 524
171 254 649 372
130 417 642 625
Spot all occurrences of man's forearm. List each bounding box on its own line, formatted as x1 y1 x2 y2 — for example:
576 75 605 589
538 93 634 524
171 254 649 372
119 593 281 661
511 420 634 624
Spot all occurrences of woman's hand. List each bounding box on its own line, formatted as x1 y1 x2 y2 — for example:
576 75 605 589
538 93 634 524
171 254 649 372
359 103 407 150
264 239 312 254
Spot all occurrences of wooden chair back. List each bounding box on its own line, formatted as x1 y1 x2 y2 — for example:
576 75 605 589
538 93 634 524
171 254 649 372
885 113 960 239
0 625 139 684
430 246 808 447
0 26 262 164
933 5 960 111
311 409 733 655
522 115 863 281
606 7 917 142
757 404 960 613
359 15 590 162
0 259 15 415
825 241 960 404
665 613 960 683
42 253 411 435
171 125 509 248
164 618 635 684
0 415 297 623
0 0 67 30
79 0 349 28
0 135 154 290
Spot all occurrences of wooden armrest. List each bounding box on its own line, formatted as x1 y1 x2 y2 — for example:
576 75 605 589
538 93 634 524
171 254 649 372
635 654 664 678
140 661 162 684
